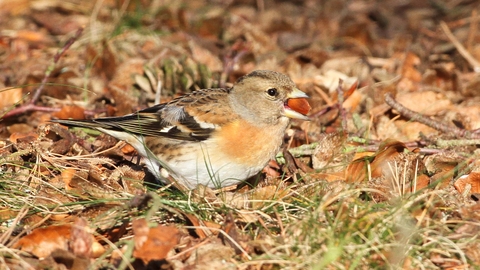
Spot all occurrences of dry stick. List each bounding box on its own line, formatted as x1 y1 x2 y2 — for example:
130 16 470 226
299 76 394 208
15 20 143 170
447 13 480 28
220 50 248 87
440 21 480 72
2 27 84 119
384 93 478 139
0 206 29 245
336 78 348 132
466 9 478 52
314 84 334 106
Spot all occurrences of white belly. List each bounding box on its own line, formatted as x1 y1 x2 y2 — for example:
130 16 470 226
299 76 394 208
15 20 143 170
143 141 264 189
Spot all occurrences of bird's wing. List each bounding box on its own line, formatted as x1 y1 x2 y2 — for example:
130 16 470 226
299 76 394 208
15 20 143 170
53 88 238 142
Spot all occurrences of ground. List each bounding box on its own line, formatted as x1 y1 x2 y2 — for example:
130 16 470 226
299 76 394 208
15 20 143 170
1 0 480 269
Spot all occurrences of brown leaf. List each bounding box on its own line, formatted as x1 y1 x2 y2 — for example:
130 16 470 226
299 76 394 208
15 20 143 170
15 30 50 44
312 132 350 171
220 213 249 255
184 242 235 269
0 0 30 15
346 157 371 183
132 219 180 262
454 172 480 195
7 123 34 135
48 123 75 155
52 105 85 120
61 168 76 190
346 139 426 195
395 91 452 116
342 83 362 112
120 143 136 155
31 11 87 35
13 225 72 259
108 58 145 115
310 172 346 182
189 40 223 72
250 185 289 209
9 131 38 144
400 52 422 83
262 160 281 178
415 174 431 191
393 120 438 141
0 87 22 109
85 41 119 86
183 213 220 239
183 213 206 238
69 218 93 258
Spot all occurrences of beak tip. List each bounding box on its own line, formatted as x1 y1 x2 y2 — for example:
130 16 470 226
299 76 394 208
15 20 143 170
283 88 311 120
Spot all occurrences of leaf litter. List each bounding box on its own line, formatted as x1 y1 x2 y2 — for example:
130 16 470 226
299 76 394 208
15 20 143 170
2 0 480 269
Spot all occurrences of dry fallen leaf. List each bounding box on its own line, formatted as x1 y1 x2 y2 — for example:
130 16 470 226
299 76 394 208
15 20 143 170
7 123 34 137
2 0 480 268
69 218 93 258
184 242 235 269
183 212 219 239
52 105 85 120
400 52 422 83
13 219 103 260
0 87 23 109
61 168 76 190
395 91 452 116
120 143 136 155
132 218 180 262
454 172 480 195
13 225 72 259
220 212 249 255
346 139 427 194
250 185 289 209
9 131 38 144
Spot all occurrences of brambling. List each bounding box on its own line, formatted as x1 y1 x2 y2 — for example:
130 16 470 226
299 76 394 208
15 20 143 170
52 70 311 189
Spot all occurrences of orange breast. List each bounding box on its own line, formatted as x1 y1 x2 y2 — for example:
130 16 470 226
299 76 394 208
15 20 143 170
215 119 286 167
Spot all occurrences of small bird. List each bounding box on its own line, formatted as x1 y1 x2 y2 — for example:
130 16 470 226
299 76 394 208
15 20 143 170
52 70 311 189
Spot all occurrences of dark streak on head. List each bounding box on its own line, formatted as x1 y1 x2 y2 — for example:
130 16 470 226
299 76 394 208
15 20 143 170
236 70 273 84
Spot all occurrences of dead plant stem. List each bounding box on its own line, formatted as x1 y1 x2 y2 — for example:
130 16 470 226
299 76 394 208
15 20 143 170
384 93 477 139
2 27 84 119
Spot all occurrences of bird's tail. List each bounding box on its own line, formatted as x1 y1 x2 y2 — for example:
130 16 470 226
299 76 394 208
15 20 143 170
50 118 115 130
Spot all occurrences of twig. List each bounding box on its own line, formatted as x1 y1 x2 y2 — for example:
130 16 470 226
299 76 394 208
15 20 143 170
440 21 480 72
0 206 29 245
447 13 480 28
37 28 84 103
336 79 348 132
466 9 478 52
436 139 480 148
220 40 250 87
155 80 162 105
256 0 265 13
313 84 334 106
1 27 84 119
384 93 478 139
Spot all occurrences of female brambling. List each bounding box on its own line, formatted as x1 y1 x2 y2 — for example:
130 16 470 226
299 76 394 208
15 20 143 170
52 70 311 189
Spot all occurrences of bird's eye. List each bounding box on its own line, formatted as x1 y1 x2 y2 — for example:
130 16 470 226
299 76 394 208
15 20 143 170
267 88 278 97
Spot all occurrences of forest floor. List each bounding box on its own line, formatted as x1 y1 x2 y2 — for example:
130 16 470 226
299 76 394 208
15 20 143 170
2 0 480 269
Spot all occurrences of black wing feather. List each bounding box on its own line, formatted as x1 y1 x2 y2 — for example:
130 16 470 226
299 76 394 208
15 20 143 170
52 95 219 141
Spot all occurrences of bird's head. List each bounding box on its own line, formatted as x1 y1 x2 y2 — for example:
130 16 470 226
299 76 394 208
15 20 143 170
231 70 311 125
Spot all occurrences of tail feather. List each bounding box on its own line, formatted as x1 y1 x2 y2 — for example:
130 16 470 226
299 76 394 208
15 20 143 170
50 113 163 136
51 118 120 131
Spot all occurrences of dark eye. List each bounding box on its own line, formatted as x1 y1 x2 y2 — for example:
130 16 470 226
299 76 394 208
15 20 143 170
267 88 278 96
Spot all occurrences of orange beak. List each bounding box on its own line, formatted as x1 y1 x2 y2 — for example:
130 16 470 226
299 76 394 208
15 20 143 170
284 88 311 120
